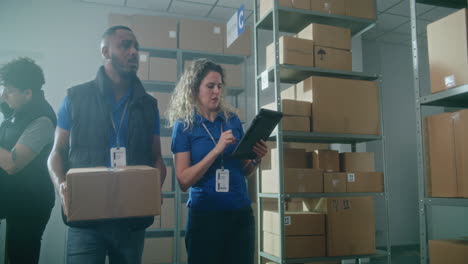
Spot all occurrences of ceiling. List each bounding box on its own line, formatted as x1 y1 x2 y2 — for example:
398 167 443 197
78 0 458 46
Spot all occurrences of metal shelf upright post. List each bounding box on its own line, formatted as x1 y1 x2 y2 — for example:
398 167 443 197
409 1 468 264
253 1 391 263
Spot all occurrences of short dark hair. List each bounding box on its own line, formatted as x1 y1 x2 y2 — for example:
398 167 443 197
102 25 133 40
0 57 45 92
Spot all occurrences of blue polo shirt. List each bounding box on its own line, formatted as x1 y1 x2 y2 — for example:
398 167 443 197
171 113 251 211
57 86 160 165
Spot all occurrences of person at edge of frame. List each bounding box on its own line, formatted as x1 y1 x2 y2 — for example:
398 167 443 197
47 25 166 264
0 57 56 264
167 58 269 264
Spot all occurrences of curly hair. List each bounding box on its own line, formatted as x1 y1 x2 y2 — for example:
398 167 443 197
166 59 237 129
0 57 45 92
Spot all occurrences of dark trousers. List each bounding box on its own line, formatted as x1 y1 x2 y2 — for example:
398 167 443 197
185 206 255 264
3 207 52 264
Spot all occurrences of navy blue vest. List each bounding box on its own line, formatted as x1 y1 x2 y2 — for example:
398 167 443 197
0 92 56 217
64 67 158 228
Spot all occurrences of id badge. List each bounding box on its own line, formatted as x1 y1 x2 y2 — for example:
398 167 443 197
110 147 127 167
216 169 229 192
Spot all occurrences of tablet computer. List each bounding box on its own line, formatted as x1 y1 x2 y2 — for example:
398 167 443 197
231 108 283 159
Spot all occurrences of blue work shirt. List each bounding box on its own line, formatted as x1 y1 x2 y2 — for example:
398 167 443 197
171 113 251 211
57 86 160 166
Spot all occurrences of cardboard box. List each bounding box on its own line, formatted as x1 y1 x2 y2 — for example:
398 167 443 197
261 168 324 193
160 136 171 157
132 15 177 49
429 238 468 264
137 51 149 81
220 63 243 88
179 19 224 53
345 0 376 19
108 13 132 28
314 46 352 71
282 115 311 132
266 36 314 69
263 210 325 235
65 166 160 222
161 198 174 228
259 0 310 19
312 149 339 172
224 26 251 56
453 110 468 197
340 152 375 172
427 9 468 93
266 141 330 152
281 84 298 100
425 113 458 197
149 57 177 82
162 166 172 192
304 197 375 256
310 0 345 15
262 99 312 117
263 232 326 258
142 237 173 263
298 23 351 50
149 91 172 116
297 76 380 135
323 172 347 193
262 148 308 170
346 172 384 192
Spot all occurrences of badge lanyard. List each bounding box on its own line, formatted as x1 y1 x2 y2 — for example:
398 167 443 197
201 122 224 169
110 101 129 148
109 101 129 167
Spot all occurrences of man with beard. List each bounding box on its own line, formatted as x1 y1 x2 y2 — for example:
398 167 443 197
48 26 166 264
0 57 56 264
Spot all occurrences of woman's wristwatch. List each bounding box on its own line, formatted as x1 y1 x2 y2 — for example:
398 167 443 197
251 157 262 166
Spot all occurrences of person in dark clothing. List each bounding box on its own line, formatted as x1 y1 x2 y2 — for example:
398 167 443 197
48 25 166 264
0 57 56 264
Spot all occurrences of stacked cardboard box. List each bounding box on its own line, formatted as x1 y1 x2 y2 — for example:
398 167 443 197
259 0 375 19
137 51 150 81
262 99 312 132
266 36 314 69
303 197 376 256
283 76 380 135
429 238 468 264
108 13 251 56
338 152 384 193
149 57 177 82
298 23 352 71
263 211 326 258
142 237 173 263
425 110 468 197
427 9 468 94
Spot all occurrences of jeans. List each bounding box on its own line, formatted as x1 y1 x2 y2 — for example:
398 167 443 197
66 222 146 264
185 206 255 264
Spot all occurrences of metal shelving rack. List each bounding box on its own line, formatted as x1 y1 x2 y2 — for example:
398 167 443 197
253 1 391 263
140 46 249 264
410 0 468 264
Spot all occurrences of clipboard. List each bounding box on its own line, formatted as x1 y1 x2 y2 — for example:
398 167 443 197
231 108 283 159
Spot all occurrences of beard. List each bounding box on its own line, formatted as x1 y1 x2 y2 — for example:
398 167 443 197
110 54 138 79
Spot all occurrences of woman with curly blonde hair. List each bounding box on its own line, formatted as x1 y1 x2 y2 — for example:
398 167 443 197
167 59 268 264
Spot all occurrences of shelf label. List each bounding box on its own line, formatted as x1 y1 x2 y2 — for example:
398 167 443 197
169 30 176 38
284 216 291 225
140 54 148 62
445 75 456 88
261 70 269 90
226 4 245 48
347 173 356 183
